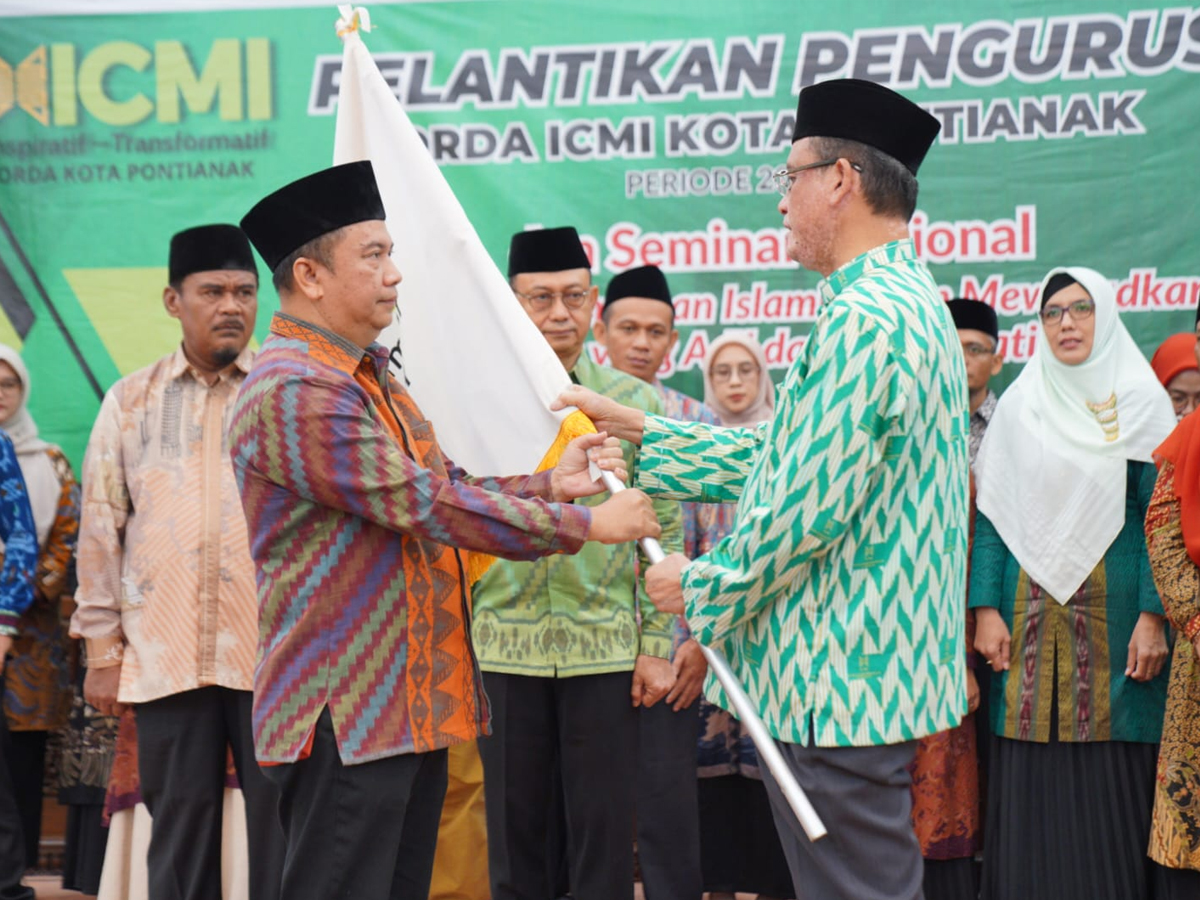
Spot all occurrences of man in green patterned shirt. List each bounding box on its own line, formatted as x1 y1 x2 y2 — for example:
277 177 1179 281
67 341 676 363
472 227 683 900
558 81 970 900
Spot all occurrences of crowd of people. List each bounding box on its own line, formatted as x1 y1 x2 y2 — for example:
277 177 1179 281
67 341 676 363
0 76 1197 900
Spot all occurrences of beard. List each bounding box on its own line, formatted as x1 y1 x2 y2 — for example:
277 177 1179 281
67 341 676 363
211 345 241 369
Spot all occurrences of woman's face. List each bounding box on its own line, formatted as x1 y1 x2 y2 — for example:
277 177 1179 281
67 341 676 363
710 343 761 415
1166 369 1200 420
0 361 22 427
1041 282 1097 366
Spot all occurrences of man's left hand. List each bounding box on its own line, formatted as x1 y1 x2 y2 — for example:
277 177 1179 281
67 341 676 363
0 634 11 669
665 639 707 711
646 553 688 615
551 432 626 503
631 654 676 708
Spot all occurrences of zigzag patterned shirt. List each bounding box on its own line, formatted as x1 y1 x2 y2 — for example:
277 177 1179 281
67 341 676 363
636 240 971 748
231 314 592 764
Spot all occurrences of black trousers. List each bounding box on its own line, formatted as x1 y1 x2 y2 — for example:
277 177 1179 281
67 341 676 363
4 731 45 870
136 686 284 900
636 697 701 900
479 670 637 900
263 707 447 900
0 677 32 900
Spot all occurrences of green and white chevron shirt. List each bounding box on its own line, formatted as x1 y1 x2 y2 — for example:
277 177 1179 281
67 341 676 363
636 239 970 748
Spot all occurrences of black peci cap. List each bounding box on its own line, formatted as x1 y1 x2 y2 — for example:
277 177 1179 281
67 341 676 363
240 161 386 272
168 224 256 284
507 226 591 278
791 79 941 175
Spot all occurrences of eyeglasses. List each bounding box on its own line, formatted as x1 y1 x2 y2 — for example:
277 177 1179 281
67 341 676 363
962 342 997 358
0 379 21 394
1039 298 1095 326
772 158 863 196
711 362 760 382
515 289 591 311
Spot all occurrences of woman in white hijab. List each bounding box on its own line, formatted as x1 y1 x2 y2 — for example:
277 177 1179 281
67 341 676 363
0 345 86 885
970 268 1176 900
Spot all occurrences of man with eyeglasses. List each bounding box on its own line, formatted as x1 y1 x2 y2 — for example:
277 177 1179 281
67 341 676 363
593 264 734 900
948 298 1004 466
557 79 970 900
471 227 683 900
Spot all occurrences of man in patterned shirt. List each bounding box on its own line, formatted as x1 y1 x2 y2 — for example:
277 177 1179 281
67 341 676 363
558 79 970 900
73 224 286 900
592 263 732 900
471 228 683 900
233 163 659 900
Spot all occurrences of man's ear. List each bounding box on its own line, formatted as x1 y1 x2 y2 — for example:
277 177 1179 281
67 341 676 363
828 157 859 206
163 284 182 320
292 257 324 301
592 316 609 347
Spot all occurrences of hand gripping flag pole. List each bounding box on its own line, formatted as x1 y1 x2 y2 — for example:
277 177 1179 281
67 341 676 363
598 470 828 842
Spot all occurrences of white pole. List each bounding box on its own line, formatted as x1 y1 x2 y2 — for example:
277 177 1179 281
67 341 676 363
601 471 827 842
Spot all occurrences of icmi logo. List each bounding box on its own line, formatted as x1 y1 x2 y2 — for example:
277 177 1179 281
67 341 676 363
0 39 272 126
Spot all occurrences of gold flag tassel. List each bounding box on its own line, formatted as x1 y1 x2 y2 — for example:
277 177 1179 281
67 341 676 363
465 410 598 585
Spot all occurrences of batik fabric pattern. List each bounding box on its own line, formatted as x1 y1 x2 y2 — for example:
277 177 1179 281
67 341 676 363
970 460 1168 744
637 239 971 747
0 432 38 633
1144 460 1200 871
230 313 591 765
4 446 77 731
471 354 682 678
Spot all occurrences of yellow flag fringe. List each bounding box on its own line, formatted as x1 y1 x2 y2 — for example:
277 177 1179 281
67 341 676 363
465 410 599 585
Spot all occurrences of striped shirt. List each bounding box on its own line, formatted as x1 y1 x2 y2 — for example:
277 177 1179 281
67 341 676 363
230 313 591 764
637 240 971 747
71 347 258 703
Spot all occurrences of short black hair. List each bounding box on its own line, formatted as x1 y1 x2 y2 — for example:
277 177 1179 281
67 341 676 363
271 227 347 293
811 136 919 220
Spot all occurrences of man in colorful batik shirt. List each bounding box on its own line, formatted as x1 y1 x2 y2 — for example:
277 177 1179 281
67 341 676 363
72 224 285 900
471 228 683 900
593 263 733 900
233 163 659 900
559 79 970 900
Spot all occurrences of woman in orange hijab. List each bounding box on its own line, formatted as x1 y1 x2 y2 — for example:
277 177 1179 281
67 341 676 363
1144 328 1200 895
1150 331 1200 420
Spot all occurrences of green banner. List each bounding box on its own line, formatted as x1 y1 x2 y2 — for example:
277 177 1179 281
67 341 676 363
2 1 1198 465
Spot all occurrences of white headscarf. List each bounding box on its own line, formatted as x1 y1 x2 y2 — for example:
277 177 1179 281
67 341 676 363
975 266 1176 604
0 344 59 548
702 331 777 427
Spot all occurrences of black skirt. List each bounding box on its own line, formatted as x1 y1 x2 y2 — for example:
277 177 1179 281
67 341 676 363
980 734 1169 900
924 856 979 900
698 774 795 897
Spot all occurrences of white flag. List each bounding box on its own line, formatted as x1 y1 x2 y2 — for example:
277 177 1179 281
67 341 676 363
331 8 593 479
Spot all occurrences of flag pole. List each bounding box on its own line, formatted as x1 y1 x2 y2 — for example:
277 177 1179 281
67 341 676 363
599 471 828 842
